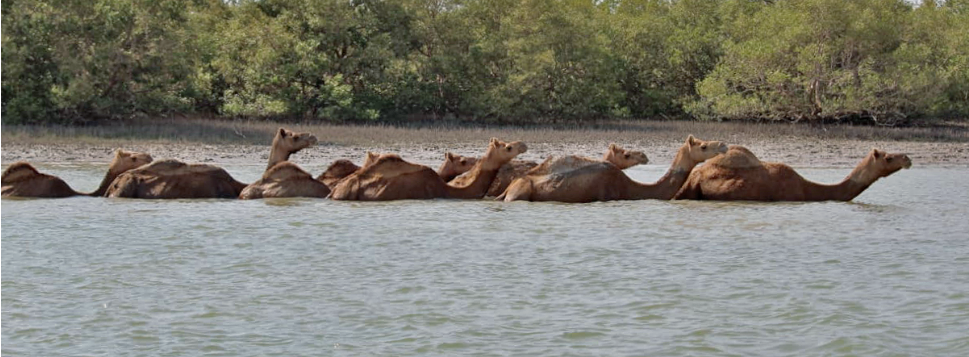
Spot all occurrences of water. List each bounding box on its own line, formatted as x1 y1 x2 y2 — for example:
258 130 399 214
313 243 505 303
3 164 969 356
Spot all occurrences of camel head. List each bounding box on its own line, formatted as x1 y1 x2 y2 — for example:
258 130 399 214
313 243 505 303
482 138 528 169
108 149 153 175
683 135 728 163
439 152 479 180
863 149 912 178
604 143 649 169
273 128 318 154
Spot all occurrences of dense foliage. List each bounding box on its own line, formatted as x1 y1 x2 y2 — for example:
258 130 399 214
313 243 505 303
3 0 968 124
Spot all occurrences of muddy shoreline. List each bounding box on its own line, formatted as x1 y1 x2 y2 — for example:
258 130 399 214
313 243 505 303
3 138 968 169
5 119 969 167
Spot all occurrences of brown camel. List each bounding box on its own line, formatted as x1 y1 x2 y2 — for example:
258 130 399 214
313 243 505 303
498 135 727 202
673 146 912 201
330 138 527 201
315 152 397 190
452 143 649 197
317 152 478 190
240 162 331 199
2 149 153 198
239 128 324 199
104 159 248 199
106 128 316 199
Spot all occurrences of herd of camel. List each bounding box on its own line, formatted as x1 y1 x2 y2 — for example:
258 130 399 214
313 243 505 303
1 127 912 202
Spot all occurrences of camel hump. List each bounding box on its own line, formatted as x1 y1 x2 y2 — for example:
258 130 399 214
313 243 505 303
359 155 428 178
548 161 615 180
136 159 233 177
506 160 538 173
326 159 361 173
710 146 762 168
139 159 189 173
319 159 361 181
530 156 601 175
494 160 540 181
263 162 312 180
2 162 42 184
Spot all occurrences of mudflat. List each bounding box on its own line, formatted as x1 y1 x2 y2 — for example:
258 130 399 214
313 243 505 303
3 119 968 168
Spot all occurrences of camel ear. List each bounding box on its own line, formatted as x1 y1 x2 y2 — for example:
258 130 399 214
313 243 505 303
278 128 288 137
445 152 454 160
490 137 500 147
871 149 882 159
114 148 123 157
609 143 619 152
367 151 377 159
687 135 697 146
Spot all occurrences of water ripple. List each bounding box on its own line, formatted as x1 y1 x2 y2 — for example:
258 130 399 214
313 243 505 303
3 167 969 356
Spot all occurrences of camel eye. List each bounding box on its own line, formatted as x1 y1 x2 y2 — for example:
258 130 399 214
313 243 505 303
886 157 893 162
700 145 708 150
460 159 467 165
506 146 512 152
624 154 630 159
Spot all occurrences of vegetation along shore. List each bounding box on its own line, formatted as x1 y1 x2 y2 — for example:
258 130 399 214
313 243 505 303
3 0 968 125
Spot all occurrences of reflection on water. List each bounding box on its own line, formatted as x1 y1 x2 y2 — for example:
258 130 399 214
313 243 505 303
3 165 969 356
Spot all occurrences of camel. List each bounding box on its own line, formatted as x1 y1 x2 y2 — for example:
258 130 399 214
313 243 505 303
363 151 477 181
330 138 527 201
240 161 331 199
315 152 398 190
106 128 316 199
317 151 478 190
672 146 912 201
1 149 153 198
451 143 649 197
104 159 248 199
498 135 727 202
237 128 326 199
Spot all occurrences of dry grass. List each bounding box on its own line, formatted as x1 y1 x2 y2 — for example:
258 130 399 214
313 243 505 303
3 117 967 147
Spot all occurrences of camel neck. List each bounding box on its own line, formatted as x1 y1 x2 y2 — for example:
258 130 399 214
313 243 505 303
437 161 457 181
803 159 876 201
267 146 291 170
88 169 123 197
445 162 500 199
628 145 696 200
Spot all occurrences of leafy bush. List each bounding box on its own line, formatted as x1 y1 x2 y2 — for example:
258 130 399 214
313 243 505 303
2 0 967 124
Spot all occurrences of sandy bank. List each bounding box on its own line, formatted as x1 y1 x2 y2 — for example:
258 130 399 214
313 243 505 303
4 138 968 169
